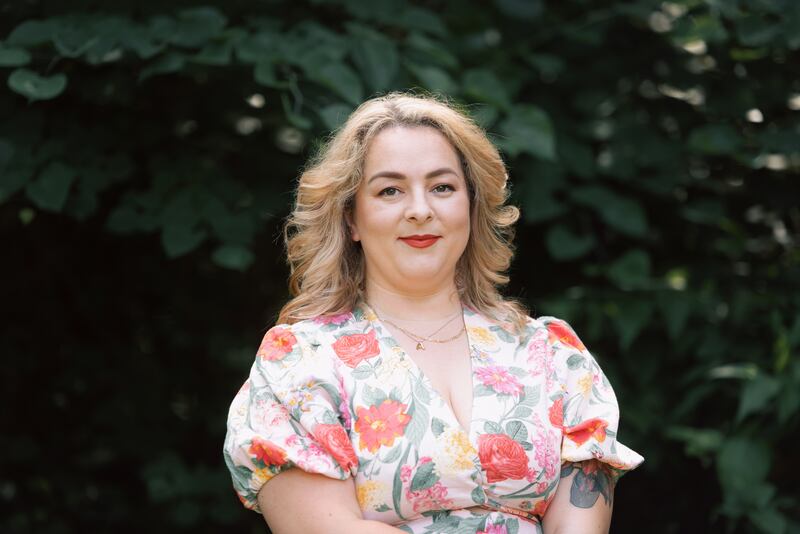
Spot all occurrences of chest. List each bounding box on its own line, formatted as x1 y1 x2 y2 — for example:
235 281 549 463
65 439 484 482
394 335 474 433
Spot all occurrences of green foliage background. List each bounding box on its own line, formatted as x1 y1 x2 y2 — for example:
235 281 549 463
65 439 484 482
2 0 799 532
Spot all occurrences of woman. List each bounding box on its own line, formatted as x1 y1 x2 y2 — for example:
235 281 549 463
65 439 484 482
224 93 643 533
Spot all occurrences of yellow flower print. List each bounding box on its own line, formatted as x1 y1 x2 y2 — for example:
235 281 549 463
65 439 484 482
578 374 593 397
468 326 496 347
356 479 387 510
432 427 478 476
250 467 275 490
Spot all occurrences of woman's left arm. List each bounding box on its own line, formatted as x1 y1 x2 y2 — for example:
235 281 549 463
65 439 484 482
541 460 615 534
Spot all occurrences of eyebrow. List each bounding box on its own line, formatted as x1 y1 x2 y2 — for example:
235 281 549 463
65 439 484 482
367 167 459 184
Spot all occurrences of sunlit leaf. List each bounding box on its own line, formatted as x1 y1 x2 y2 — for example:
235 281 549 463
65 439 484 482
6 19 56 46
212 244 254 271
8 69 68 101
0 45 31 67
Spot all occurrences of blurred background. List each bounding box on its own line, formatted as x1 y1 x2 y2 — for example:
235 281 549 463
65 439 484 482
1 0 798 532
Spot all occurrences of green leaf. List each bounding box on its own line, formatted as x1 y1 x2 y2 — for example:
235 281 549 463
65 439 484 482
381 445 403 464
664 426 724 459
307 62 364 106
192 39 233 65
498 105 556 160
545 224 595 261
6 19 56 46
612 300 654 350
171 7 227 48
688 124 743 155
657 291 692 339
748 507 787 534
483 421 502 434
8 69 68 101
254 60 280 88
25 161 75 212
717 436 771 498
212 244 254 271
606 249 651 289
737 373 780 422
161 223 207 258
347 24 399 92
566 353 585 370
470 485 486 505
736 15 781 47
0 45 31 67
139 52 186 81
463 69 512 112
505 420 528 442
570 186 648 237
410 461 437 491
430 417 446 437
405 63 457 95
494 0 544 19
318 103 354 131
404 400 428 446
405 33 458 69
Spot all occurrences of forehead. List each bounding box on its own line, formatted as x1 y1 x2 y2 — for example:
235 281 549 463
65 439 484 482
363 125 462 172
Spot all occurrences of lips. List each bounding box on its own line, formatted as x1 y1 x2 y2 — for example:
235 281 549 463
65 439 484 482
399 235 441 248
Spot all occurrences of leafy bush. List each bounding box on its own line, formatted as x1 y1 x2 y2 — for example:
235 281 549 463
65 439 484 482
2 1 798 533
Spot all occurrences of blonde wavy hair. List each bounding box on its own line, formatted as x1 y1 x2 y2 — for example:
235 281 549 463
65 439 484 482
278 91 527 328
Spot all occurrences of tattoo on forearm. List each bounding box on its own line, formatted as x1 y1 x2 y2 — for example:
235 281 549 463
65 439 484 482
560 461 614 509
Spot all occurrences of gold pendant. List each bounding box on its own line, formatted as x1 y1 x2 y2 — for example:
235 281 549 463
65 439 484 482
416 342 425 350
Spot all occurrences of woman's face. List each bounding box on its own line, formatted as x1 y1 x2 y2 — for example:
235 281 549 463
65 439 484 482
349 125 471 295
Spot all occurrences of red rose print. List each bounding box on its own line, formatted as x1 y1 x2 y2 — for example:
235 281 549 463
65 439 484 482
249 437 287 466
333 330 380 368
257 327 297 361
564 418 608 446
548 397 564 428
478 433 529 483
546 321 586 351
314 423 359 471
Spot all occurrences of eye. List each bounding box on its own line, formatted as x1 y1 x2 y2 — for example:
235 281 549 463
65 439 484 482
432 184 455 193
378 186 400 197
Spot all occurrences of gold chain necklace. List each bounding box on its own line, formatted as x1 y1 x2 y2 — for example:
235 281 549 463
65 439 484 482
371 305 465 351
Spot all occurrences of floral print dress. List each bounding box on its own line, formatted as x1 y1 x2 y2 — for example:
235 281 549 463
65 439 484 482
224 302 643 533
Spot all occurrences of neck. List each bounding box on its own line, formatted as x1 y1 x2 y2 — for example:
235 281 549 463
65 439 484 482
365 278 461 321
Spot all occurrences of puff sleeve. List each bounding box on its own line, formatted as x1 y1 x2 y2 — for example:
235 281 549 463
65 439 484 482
542 317 644 480
223 323 357 512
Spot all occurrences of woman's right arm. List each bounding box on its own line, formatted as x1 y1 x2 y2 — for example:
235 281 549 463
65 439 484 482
258 468 406 534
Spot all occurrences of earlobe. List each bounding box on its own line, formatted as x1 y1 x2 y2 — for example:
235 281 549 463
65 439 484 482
344 212 360 242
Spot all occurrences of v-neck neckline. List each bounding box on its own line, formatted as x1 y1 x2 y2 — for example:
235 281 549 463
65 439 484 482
360 300 477 438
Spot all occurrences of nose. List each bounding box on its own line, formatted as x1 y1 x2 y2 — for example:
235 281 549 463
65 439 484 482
404 188 433 222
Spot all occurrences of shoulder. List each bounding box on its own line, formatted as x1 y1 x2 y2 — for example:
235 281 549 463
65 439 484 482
531 315 587 353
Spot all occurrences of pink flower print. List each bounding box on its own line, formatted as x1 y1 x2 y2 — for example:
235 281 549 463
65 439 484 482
532 429 559 479
478 523 508 534
400 458 454 513
338 373 352 430
527 329 550 376
314 312 352 326
475 366 523 396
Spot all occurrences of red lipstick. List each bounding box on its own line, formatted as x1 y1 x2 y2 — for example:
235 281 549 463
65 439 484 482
399 234 440 248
